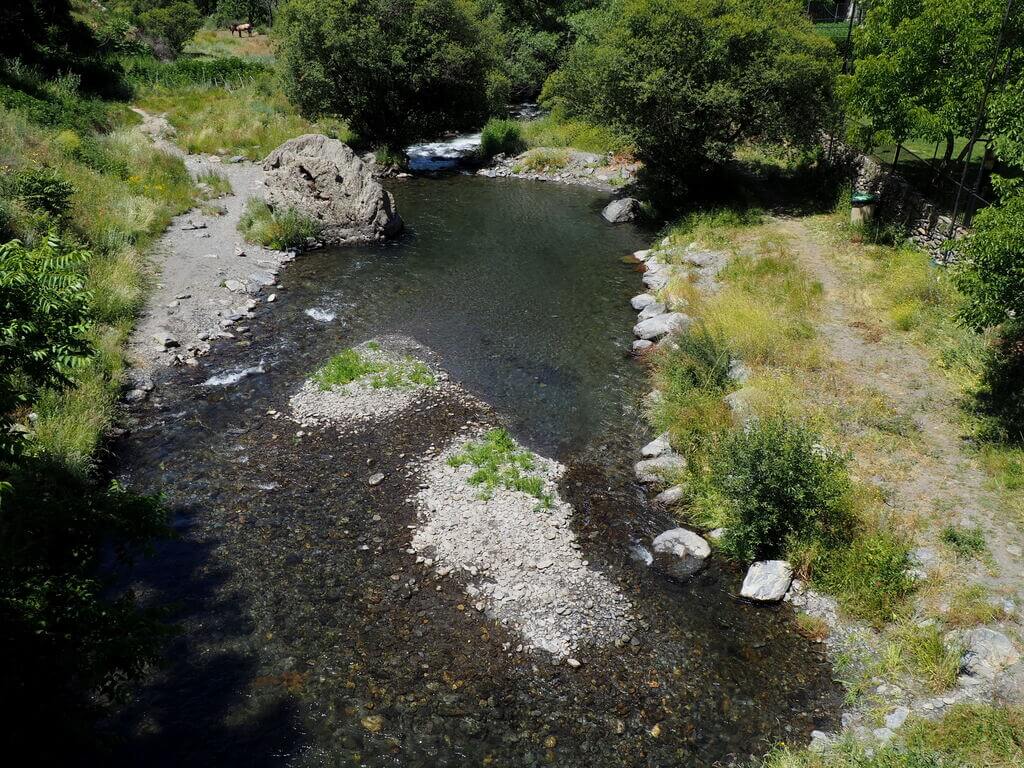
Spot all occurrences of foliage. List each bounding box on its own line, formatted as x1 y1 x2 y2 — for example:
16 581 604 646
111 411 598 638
447 428 551 504
518 109 631 155
0 234 93 460
277 0 494 145
705 417 856 562
480 118 525 158
238 198 321 250
954 193 1024 331
973 322 1024 444
10 167 76 217
515 147 571 172
546 0 837 203
842 0 1023 167
137 2 204 57
122 54 271 88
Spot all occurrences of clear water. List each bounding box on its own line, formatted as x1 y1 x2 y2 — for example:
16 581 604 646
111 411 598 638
105 176 840 767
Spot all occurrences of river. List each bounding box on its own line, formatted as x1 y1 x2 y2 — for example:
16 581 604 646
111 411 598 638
106 176 840 766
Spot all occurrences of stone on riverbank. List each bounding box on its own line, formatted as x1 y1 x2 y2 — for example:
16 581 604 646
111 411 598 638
741 560 793 601
635 453 686 483
264 134 403 245
961 627 1020 678
634 312 689 341
641 432 671 458
638 302 667 321
602 197 640 223
631 293 656 310
652 528 710 578
654 485 684 505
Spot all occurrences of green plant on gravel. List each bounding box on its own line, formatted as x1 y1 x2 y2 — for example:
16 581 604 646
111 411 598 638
882 619 963 693
447 428 552 506
195 170 231 198
515 147 570 173
939 524 987 560
704 417 857 563
313 347 435 391
238 198 321 250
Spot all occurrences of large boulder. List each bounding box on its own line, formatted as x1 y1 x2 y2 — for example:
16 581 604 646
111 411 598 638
652 528 710 578
741 560 793 601
602 197 641 223
263 134 403 245
635 453 686 483
634 312 690 341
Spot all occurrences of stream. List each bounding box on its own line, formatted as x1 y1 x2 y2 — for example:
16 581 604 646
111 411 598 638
106 176 840 766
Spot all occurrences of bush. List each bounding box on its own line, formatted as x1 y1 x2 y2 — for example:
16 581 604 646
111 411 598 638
954 193 1024 331
710 417 856 562
238 198 321 250
11 167 76 217
480 118 524 158
136 2 204 57
973 322 1024 444
276 0 493 145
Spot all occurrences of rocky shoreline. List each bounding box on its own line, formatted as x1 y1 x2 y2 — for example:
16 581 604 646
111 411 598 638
476 148 640 192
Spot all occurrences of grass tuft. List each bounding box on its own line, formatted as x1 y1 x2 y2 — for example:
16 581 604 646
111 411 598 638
447 428 552 507
238 198 321 250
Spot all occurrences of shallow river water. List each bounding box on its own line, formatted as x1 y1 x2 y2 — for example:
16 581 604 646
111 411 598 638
106 176 840 766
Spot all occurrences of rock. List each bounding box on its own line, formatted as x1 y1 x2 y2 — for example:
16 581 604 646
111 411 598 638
123 388 148 404
654 485 684 506
652 528 710 578
368 472 386 486
248 271 276 286
634 312 690 341
641 432 671 458
267 293 277 302
361 714 385 733
152 332 179 349
637 302 667 322
566 658 581 668
631 339 654 354
707 528 727 541
740 560 794 601
809 731 833 753
602 198 641 223
631 293 657 310
633 249 651 262
994 660 1024 703
634 453 686 483
224 279 245 292
263 134 403 245
873 727 894 743
728 359 750 384
642 270 670 290
963 627 1020 677
885 706 910 731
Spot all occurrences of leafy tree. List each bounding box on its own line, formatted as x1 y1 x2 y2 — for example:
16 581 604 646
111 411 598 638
842 0 1024 169
277 0 494 145
545 0 837 201
136 1 204 57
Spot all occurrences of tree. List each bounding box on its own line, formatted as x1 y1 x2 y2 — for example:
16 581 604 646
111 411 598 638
544 0 837 200
136 1 204 57
277 0 494 146
842 0 1024 170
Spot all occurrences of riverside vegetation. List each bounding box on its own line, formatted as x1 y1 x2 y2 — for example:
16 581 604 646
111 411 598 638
2 0 1023 763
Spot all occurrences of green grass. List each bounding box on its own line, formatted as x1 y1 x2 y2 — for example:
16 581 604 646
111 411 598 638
312 347 435 391
480 118 524 158
513 147 571 173
518 110 631 156
939 524 988 560
882 620 963 693
196 169 231 198
238 198 321 251
945 584 1009 628
447 428 552 506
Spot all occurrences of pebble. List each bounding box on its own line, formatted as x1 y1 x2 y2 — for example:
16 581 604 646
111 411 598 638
368 472 385 486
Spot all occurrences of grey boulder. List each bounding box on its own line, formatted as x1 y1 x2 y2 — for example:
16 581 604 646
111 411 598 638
740 560 793 601
641 432 671 458
631 293 657 310
635 453 686 483
652 528 710 578
602 197 641 223
962 628 1020 677
634 312 689 341
638 302 667 321
263 134 403 245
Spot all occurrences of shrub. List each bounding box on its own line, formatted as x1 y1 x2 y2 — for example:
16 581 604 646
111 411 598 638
939 524 987 560
954 193 1024 331
137 3 204 57
480 118 524 158
973 322 1024 444
11 167 76 217
238 198 321 250
711 417 856 562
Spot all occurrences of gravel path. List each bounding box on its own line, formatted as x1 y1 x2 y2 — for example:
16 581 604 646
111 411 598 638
127 109 291 374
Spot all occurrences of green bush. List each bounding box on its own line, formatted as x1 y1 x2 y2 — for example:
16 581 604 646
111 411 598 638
137 2 204 57
11 167 76 217
973 322 1024 444
238 198 321 250
480 118 524 158
711 417 856 562
940 524 988 560
954 193 1024 331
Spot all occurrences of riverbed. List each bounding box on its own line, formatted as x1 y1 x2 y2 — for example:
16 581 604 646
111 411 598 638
106 176 840 766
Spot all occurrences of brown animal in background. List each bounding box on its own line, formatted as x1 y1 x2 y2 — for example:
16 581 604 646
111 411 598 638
230 23 254 37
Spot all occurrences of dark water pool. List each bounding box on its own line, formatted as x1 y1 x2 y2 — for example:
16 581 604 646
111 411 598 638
104 176 840 767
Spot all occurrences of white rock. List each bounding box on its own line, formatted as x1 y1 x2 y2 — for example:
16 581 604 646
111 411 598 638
963 628 1020 677
740 560 793 601
633 312 689 341
631 339 654 354
884 706 910 731
652 528 710 577
653 485 684 505
601 197 640 223
642 270 670 290
631 293 657 310
633 249 651 262
637 302 666 321
225 279 245 292
641 432 671 458
707 527 727 541
634 454 686 483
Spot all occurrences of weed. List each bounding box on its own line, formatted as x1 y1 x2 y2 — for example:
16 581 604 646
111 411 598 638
945 584 1008 628
480 118 524 158
238 198 321 250
312 347 435 391
882 620 963 693
516 147 570 173
795 613 830 642
518 110 630 155
196 169 231 198
939 525 987 560
447 428 552 506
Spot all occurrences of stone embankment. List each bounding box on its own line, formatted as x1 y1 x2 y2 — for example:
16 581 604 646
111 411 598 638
477 148 640 192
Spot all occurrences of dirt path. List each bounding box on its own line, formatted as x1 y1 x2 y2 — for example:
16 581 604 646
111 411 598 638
126 109 291 380
776 217 1023 611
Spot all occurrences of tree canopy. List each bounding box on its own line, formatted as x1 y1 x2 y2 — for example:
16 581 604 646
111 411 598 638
542 0 837 200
